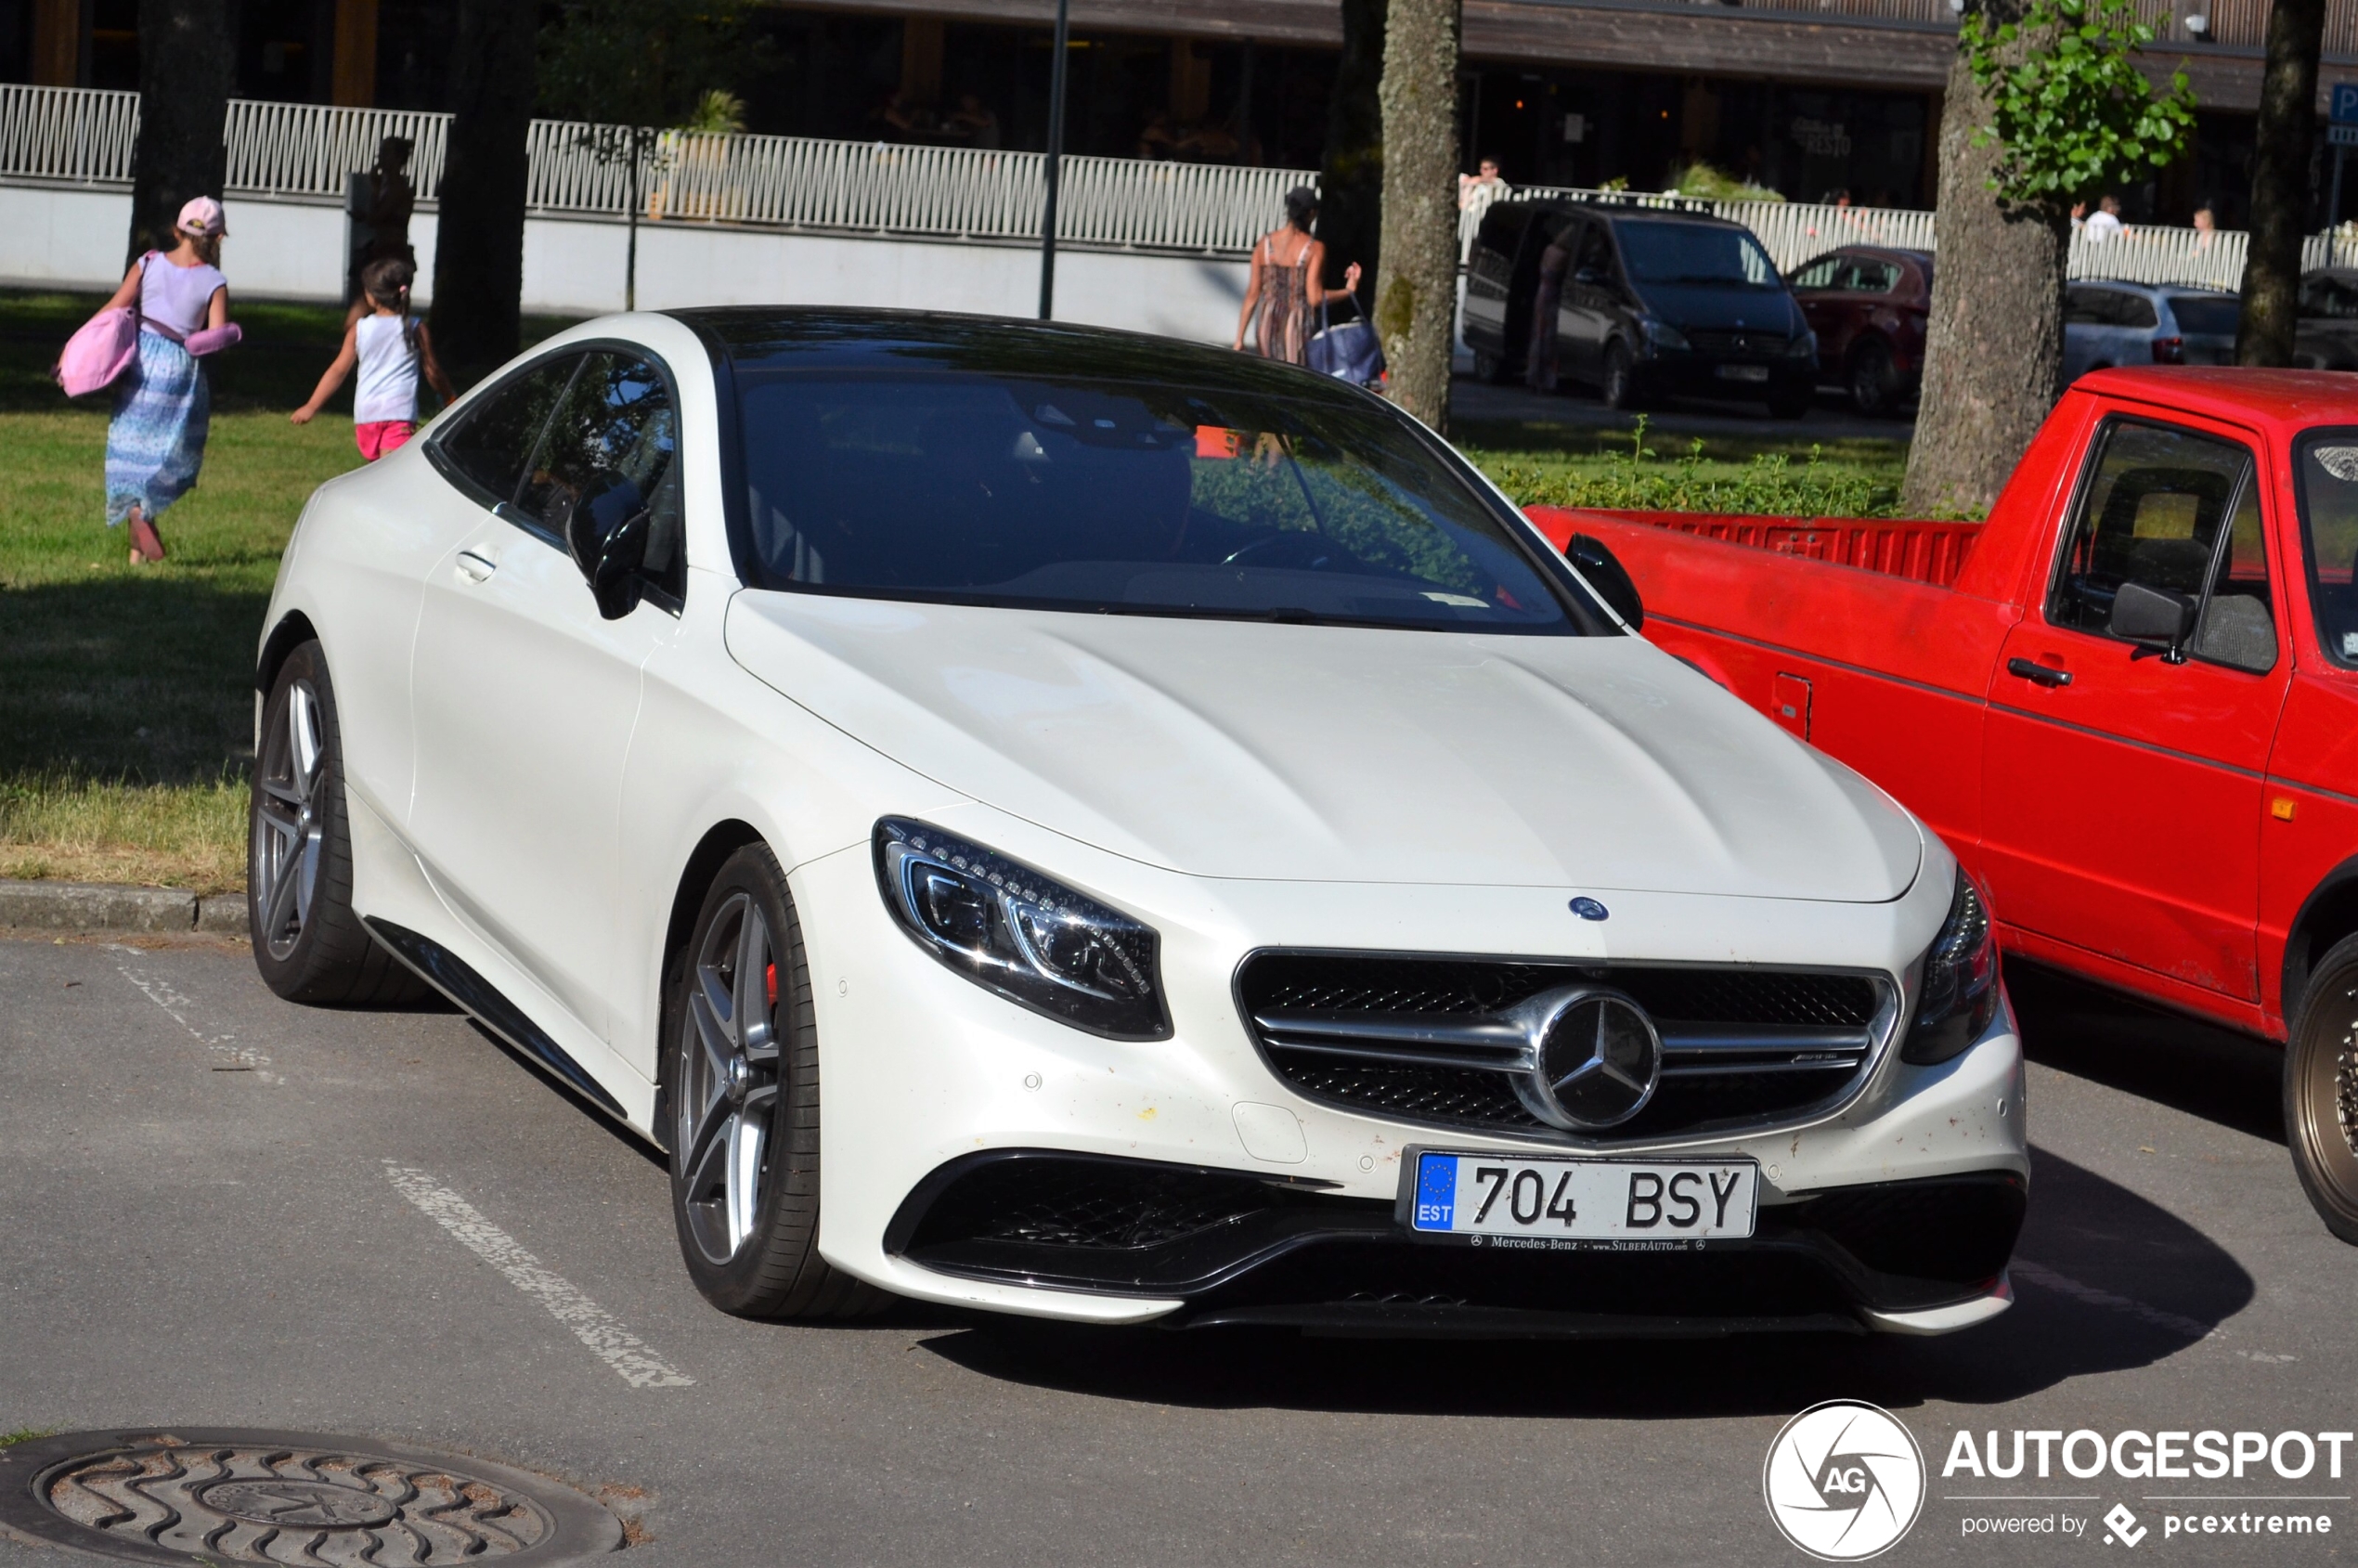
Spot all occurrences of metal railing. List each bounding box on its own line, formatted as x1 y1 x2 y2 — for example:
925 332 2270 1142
10 84 2358 283
0 84 1315 258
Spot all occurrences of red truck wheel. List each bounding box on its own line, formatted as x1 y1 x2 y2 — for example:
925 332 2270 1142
2287 932 2358 1245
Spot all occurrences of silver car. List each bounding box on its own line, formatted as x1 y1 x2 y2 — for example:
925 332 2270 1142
2063 280 2239 382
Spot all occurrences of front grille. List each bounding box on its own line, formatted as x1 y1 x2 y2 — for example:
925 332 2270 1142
908 1156 1285 1251
1684 328 1791 359
1239 952 1895 1146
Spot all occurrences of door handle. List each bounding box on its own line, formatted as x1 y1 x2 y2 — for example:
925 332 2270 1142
454 550 499 584
2005 656 2071 688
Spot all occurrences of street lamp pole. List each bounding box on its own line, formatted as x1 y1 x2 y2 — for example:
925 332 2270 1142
1038 0 1070 319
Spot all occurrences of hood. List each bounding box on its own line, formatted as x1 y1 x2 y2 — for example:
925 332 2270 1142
1635 284 1803 338
725 595 1923 901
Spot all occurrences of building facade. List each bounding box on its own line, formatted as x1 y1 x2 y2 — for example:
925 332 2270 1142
6 0 2352 227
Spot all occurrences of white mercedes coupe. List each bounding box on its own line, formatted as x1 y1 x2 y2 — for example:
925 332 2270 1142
251 309 2026 1335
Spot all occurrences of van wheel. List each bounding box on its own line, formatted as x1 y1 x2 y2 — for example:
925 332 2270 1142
249 641 424 1004
2287 933 2358 1244
665 843 894 1318
1600 343 1640 410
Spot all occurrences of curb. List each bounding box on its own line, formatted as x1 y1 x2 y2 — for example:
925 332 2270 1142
0 878 247 936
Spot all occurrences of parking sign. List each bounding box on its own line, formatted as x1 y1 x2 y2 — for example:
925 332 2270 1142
2335 82 2358 123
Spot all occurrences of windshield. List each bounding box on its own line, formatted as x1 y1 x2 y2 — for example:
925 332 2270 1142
2295 430 2358 667
1614 221 1781 289
2168 295 2241 336
728 370 1587 633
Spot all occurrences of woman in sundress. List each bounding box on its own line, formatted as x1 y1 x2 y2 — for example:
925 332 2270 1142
1233 186 1362 365
97 197 233 564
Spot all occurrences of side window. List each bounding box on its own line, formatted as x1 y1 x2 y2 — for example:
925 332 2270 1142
2191 476 2276 672
1857 260 1901 293
1574 220 1613 280
434 355 581 506
2115 292 2159 330
2293 433 2358 667
1790 255 1839 291
2049 419 2275 671
2064 287 2110 326
517 351 684 602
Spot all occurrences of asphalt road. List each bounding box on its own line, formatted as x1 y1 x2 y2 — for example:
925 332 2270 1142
1450 375 1911 444
1 933 2352 1566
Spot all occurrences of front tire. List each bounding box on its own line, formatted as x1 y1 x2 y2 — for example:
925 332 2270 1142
665 844 889 1318
1600 342 1641 410
1848 337 1896 416
2287 933 2358 1244
249 641 422 1004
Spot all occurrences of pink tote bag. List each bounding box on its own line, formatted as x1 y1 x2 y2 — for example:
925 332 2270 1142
56 305 139 397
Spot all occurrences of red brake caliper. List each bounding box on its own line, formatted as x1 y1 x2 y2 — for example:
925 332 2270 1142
765 961 778 1009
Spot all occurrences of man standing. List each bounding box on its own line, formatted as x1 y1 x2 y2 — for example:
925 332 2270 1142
2082 193 2126 241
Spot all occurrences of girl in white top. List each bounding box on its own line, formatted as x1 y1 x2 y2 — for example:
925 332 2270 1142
291 257 454 460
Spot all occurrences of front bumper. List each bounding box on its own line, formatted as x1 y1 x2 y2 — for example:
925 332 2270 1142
1639 354 1815 401
791 818 2028 1336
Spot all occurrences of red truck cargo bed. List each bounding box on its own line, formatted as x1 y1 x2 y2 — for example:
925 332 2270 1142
1522 506 1985 590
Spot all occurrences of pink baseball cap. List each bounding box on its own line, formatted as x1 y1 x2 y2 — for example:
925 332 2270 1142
175 197 227 239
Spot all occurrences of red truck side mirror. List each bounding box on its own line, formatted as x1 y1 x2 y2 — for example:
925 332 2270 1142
2108 579 2196 663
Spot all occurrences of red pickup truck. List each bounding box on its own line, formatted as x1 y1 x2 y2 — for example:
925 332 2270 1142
1523 367 2358 1243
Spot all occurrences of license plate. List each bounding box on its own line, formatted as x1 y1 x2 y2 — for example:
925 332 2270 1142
1404 1150 1757 1244
1716 364 1770 382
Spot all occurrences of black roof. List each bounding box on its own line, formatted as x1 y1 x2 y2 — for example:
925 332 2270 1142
666 306 1350 397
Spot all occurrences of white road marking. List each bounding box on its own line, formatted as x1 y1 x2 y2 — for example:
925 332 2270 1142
110 948 277 1079
382 1162 694 1390
2012 1257 2222 1341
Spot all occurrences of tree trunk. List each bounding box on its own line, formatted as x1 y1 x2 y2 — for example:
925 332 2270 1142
125 0 232 265
1317 0 1385 304
1899 28 2066 518
1373 0 1460 432
2237 0 2326 366
429 0 537 389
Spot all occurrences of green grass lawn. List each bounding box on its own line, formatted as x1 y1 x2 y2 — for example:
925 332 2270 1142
0 288 1910 894
0 289 577 893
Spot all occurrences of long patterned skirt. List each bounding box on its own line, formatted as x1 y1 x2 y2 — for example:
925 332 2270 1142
105 331 210 525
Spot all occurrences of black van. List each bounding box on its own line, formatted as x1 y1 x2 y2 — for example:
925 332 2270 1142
1462 198 1818 418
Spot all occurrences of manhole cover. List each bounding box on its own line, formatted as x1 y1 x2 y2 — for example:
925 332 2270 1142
0 1430 622 1564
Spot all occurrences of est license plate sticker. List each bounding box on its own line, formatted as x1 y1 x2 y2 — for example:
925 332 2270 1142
1405 1150 1757 1247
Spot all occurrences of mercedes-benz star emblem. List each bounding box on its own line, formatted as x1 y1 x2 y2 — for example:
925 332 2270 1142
1509 986 1663 1130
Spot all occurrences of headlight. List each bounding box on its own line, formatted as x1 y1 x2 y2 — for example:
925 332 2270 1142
1785 330 1819 361
874 818 1169 1040
1642 318 1691 352
1900 868 1999 1065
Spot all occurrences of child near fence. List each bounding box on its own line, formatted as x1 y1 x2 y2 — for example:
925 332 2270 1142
290 256 454 459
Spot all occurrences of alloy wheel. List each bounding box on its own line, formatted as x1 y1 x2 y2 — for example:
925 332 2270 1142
2299 985 2358 1203
253 680 326 962
676 892 781 1264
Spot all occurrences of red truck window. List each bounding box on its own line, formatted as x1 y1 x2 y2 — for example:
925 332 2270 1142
2293 433 2358 668
2047 418 2276 674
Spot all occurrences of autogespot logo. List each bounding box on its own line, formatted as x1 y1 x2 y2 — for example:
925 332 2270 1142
1763 1400 1927 1561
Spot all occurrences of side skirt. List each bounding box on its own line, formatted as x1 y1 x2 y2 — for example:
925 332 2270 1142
364 915 629 1120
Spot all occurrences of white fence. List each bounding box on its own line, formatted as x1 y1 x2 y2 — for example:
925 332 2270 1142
0 84 1310 259
9 82 2357 288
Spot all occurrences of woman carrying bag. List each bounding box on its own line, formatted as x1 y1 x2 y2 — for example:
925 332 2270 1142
1234 187 1361 366
91 197 239 564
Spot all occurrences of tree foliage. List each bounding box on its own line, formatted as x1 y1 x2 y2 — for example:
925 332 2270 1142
1963 0 2196 207
538 0 749 136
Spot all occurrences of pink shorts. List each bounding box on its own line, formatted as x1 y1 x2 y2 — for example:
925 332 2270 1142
356 420 415 461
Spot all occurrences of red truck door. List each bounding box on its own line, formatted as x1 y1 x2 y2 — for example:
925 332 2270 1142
1981 413 2291 1006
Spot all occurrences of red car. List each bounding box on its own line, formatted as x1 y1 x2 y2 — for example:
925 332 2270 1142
1786 245 1932 417
1525 368 2358 1242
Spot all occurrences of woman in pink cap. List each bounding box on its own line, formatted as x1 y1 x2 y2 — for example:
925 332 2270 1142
93 196 234 564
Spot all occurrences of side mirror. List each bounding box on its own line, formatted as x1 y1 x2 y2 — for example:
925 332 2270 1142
555 468 652 620
2107 579 2196 661
1566 532 1644 631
